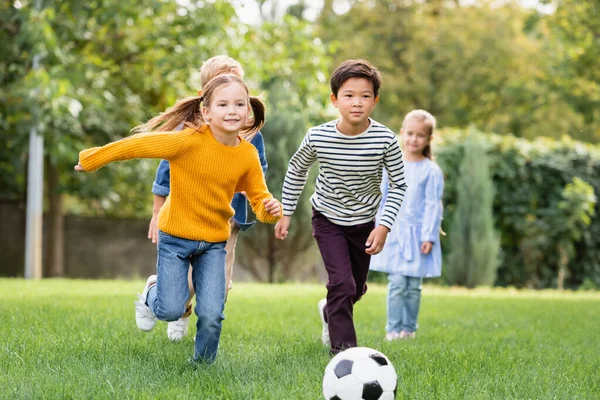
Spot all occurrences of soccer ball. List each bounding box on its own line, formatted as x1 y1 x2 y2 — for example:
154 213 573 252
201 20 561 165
322 347 397 400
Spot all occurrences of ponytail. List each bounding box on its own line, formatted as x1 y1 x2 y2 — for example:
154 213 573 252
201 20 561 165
240 96 265 141
132 96 205 133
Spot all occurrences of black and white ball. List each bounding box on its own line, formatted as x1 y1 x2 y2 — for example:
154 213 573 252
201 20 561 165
322 347 397 400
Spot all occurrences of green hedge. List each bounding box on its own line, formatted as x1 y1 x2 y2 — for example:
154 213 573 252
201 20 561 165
435 129 600 289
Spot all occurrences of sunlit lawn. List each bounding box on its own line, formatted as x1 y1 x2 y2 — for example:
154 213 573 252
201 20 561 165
1 279 599 399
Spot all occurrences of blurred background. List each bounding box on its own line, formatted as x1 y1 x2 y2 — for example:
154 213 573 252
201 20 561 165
1 0 598 290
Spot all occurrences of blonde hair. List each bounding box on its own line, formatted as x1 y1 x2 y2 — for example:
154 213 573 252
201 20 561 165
133 74 264 135
200 55 244 87
402 109 437 159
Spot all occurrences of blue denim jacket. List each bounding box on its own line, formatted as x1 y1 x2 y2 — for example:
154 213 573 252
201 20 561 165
152 131 268 231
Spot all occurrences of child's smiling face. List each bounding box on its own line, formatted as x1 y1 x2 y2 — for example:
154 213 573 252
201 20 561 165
202 82 249 136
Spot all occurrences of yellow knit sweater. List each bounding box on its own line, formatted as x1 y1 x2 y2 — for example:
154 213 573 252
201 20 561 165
79 125 281 242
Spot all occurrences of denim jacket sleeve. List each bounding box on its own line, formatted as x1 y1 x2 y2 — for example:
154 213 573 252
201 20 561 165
252 132 268 175
152 159 171 197
234 132 268 231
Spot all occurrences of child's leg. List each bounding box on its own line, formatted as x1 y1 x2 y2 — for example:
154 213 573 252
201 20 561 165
190 241 227 363
146 232 193 322
224 221 240 302
312 211 357 353
165 267 194 341
168 221 237 341
402 277 422 333
386 273 407 333
345 220 376 304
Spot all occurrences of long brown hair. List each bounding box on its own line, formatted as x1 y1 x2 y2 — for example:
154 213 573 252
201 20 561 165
402 109 437 160
133 74 265 137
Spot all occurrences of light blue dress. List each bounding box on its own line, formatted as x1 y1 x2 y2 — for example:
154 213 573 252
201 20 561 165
370 159 444 278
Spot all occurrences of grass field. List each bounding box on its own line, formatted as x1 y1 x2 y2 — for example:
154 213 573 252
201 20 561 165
1 279 599 399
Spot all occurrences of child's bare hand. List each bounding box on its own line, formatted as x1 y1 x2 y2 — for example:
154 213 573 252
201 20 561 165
365 225 390 255
74 163 85 172
420 241 433 255
148 213 159 244
263 198 281 217
274 216 290 240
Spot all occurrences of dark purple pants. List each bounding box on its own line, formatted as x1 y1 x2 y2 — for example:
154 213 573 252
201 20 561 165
312 209 375 353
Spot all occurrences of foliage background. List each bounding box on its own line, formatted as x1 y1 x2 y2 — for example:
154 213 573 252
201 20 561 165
1 0 599 288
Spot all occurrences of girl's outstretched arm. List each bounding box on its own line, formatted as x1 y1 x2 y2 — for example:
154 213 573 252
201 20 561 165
77 130 192 172
239 153 282 224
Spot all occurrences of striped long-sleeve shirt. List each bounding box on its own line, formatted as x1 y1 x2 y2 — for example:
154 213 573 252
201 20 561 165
282 119 407 229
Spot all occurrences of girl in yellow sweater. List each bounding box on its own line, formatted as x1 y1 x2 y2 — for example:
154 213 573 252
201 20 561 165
75 74 282 364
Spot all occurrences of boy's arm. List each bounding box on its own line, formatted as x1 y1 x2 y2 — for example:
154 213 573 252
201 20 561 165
281 131 318 216
78 131 189 172
379 138 407 230
377 168 390 218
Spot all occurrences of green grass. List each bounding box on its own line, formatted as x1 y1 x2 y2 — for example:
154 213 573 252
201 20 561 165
1 279 599 399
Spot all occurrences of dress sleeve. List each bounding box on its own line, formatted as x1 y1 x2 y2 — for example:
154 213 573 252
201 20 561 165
421 165 444 242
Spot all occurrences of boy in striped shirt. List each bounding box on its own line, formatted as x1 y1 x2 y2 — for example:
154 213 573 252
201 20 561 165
274 59 407 354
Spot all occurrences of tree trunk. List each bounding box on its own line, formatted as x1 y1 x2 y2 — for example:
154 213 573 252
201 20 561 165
45 159 64 277
267 235 276 283
557 246 568 290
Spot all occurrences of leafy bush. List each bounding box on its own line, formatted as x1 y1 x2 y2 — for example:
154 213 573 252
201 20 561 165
436 129 600 289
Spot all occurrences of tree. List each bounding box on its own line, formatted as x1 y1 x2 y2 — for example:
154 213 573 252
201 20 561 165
446 129 500 287
520 177 596 289
541 0 600 142
314 0 595 143
1 0 238 276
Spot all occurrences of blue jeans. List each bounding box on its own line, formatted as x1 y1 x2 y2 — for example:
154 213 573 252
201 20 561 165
386 274 422 333
146 231 227 363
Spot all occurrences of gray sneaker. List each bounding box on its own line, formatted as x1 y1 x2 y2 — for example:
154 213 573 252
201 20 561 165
318 298 330 346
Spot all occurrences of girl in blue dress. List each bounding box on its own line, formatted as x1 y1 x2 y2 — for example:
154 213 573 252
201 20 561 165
370 109 444 341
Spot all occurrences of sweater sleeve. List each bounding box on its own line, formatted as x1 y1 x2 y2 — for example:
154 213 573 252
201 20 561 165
421 165 444 242
79 130 190 172
281 130 318 216
237 150 282 224
379 137 407 230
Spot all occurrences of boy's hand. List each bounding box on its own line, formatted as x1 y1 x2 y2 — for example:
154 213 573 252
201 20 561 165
263 198 282 217
274 216 291 240
421 241 433 255
148 213 159 244
365 225 390 255
74 163 85 172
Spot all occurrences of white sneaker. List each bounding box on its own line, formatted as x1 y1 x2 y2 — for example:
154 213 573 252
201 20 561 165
318 298 330 346
134 275 158 332
385 331 400 341
167 315 190 341
399 330 416 340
